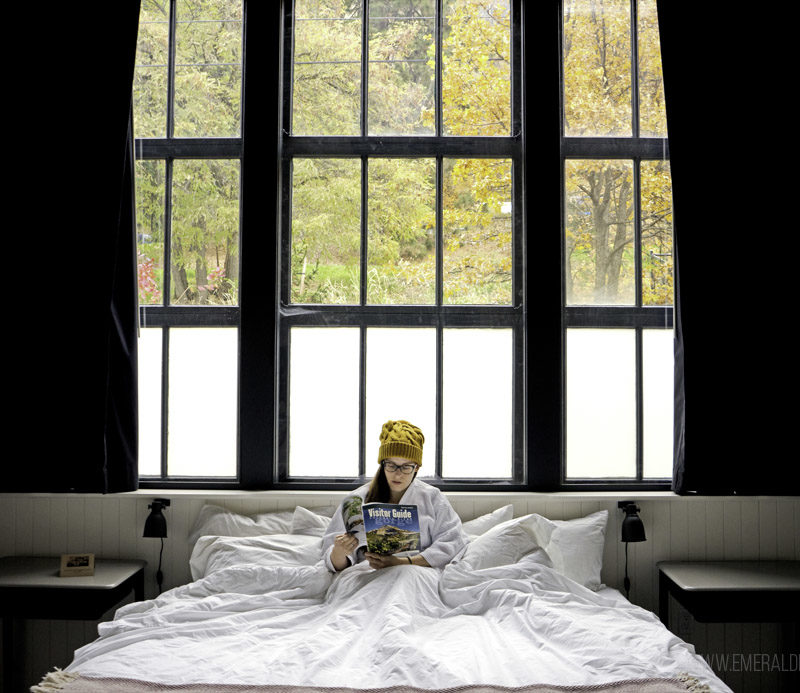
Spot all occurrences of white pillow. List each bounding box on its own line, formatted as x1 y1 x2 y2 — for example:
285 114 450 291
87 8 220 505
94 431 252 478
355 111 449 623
188 505 294 546
190 533 322 580
529 510 608 591
306 505 337 518
460 514 553 570
290 506 332 537
462 504 514 538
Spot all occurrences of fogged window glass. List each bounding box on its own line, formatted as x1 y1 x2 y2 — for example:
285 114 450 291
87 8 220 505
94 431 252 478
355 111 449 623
289 328 360 476
137 328 163 477
365 328 437 476
566 329 636 478
167 328 238 477
442 329 513 478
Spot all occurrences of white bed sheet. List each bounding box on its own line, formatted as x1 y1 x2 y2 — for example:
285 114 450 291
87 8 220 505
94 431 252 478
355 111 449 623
66 536 730 692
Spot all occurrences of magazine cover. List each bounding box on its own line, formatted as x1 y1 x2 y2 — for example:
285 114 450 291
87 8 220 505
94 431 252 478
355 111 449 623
362 503 420 557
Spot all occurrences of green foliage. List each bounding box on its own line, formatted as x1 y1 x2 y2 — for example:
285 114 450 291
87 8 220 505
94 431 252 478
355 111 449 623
134 0 242 306
133 0 673 311
562 0 673 306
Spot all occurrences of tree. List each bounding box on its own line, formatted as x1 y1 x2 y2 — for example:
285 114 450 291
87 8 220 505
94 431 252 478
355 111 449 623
134 0 242 306
290 0 513 306
563 0 672 306
134 0 672 309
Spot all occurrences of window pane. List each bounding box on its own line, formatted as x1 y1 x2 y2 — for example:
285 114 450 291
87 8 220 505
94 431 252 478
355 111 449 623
637 0 668 137
293 0 362 136
565 160 634 306
135 160 166 306
442 0 511 136
643 329 673 478
138 328 162 477
171 159 240 305
289 328 360 476
369 0 435 135
443 158 512 304
442 329 512 478
174 0 243 137
365 328 436 476
291 158 361 304
368 158 435 304
563 0 632 137
167 328 238 477
566 329 636 478
640 160 673 306
134 0 169 138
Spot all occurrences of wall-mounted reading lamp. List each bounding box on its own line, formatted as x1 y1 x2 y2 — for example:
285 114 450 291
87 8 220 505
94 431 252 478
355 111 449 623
618 501 646 599
143 498 170 594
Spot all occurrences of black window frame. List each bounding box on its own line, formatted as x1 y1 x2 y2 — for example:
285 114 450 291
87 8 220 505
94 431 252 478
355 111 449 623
137 0 672 492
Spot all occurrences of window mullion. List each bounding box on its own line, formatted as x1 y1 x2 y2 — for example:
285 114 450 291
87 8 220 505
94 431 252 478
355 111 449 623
435 0 443 137
359 325 367 477
166 0 177 139
635 327 644 481
630 0 640 139
633 160 643 308
160 326 170 478
361 156 369 305
163 159 174 307
362 0 369 136
435 322 444 478
435 156 443 307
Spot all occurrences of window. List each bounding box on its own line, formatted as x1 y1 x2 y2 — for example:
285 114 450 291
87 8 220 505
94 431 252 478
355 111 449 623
562 0 673 485
280 0 522 484
132 0 672 490
134 0 243 481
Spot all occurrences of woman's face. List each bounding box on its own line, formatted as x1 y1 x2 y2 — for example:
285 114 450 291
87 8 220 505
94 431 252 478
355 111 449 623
382 456 418 498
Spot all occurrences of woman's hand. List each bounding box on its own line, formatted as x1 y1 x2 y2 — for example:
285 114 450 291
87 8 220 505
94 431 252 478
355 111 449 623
365 552 404 570
330 533 359 571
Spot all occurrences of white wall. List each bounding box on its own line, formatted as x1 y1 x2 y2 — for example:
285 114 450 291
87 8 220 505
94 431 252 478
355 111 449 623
1 491 798 692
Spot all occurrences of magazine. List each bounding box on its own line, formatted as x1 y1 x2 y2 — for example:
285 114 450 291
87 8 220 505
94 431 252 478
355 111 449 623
341 495 367 552
362 502 420 557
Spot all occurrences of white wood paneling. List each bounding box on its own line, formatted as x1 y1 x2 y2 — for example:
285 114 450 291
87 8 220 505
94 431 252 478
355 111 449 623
1 491 798 692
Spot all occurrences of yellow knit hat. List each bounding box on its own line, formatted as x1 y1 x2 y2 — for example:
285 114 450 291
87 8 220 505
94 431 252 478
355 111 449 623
377 420 424 467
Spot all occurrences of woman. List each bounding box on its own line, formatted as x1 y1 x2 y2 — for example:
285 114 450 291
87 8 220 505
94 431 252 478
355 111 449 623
322 420 467 573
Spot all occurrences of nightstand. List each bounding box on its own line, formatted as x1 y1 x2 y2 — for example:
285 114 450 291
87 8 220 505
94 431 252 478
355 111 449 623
0 555 146 693
658 560 800 626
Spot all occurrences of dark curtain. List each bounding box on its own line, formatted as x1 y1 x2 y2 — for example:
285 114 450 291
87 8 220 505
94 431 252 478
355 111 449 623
7 3 141 492
658 4 798 494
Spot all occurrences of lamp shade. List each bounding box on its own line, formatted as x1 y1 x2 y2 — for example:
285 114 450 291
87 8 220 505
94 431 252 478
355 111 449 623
620 504 646 543
143 500 169 538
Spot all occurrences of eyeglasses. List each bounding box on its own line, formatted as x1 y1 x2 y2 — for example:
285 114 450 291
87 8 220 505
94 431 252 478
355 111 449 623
383 461 417 474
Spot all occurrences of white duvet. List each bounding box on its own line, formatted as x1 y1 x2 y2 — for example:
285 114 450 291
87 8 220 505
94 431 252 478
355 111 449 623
66 529 730 692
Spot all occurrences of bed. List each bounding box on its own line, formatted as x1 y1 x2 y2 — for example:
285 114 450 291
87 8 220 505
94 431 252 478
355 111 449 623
35 504 730 693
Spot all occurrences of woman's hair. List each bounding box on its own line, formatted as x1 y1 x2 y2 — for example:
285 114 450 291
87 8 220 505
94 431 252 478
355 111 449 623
364 464 391 504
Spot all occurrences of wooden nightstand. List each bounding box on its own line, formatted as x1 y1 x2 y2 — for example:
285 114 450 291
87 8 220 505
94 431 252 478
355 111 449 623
0 555 146 693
